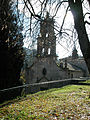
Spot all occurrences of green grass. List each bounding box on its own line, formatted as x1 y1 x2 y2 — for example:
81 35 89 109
78 79 90 84
82 79 90 83
0 85 90 120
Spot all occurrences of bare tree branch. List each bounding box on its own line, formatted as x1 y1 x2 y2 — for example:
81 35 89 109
53 0 68 17
85 20 90 25
59 5 69 35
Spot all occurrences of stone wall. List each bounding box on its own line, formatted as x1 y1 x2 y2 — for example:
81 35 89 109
25 77 88 94
26 79 72 94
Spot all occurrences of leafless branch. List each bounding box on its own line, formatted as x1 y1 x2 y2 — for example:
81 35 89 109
59 5 69 36
53 0 68 17
85 20 90 25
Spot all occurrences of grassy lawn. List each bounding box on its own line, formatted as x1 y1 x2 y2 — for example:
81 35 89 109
0 85 90 120
80 79 90 84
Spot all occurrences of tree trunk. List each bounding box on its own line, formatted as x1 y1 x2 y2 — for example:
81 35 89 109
68 0 90 73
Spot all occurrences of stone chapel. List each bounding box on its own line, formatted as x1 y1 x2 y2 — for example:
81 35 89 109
25 13 67 86
25 13 89 93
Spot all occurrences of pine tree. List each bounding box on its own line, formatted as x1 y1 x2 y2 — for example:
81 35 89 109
0 0 24 102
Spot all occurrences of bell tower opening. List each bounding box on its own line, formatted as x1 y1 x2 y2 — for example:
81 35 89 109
42 48 45 54
48 48 51 55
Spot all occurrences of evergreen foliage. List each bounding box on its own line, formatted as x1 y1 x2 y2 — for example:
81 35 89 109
0 0 24 102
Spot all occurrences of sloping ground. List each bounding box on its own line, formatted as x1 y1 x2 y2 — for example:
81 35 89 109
0 85 90 120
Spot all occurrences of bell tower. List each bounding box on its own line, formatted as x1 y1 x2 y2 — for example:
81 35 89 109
37 12 56 57
72 43 78 59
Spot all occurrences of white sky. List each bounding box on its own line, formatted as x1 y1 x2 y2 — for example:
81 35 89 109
18 0 89 59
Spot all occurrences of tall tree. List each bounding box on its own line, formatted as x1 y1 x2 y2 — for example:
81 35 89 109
68 0 90 73
0 0 24 102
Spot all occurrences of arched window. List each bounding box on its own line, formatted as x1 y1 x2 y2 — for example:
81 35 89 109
42 68 47 76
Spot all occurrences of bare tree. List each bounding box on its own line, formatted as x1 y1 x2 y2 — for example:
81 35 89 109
17 0 90 73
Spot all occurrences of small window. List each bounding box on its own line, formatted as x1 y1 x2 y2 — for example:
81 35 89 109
42 68 47 76
71 74 73 78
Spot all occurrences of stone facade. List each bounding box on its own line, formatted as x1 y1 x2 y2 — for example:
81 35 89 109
26 56 68 85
